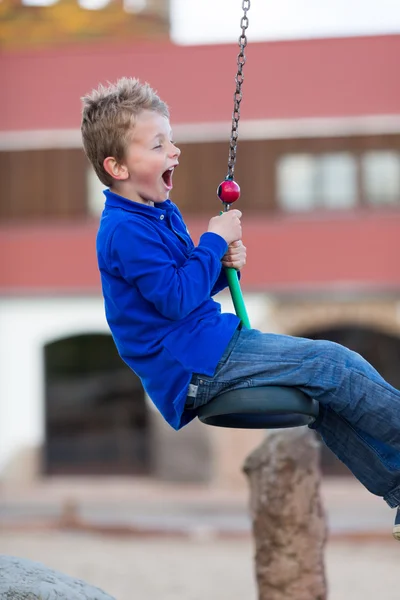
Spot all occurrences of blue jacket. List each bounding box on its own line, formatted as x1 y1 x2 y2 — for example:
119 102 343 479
96 190 240 429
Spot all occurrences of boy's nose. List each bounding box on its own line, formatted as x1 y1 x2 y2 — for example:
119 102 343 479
170 143 181 158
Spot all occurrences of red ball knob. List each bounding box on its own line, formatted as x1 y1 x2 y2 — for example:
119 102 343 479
217 179 241 204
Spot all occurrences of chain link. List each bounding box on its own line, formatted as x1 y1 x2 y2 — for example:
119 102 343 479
227 0 250 180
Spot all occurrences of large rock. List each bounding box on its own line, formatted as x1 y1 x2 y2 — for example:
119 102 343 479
243 428 327 600
0 555 116 600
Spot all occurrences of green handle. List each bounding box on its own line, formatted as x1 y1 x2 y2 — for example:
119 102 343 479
224 266 251 329
219 208 251 329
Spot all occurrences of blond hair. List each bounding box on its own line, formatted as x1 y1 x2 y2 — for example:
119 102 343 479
81 77 169 187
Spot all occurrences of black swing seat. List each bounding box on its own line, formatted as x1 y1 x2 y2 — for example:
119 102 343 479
197 386 319 429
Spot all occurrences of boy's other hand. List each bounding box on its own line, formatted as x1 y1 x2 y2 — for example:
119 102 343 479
207 210 242 245
221 240 246 271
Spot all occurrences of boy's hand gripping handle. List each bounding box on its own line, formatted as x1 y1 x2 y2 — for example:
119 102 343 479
217 178 251 330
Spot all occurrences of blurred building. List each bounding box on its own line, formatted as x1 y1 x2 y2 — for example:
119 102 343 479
1 22 400 487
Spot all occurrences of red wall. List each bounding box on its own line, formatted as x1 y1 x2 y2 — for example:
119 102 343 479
1 35 400 132
1 210 399 294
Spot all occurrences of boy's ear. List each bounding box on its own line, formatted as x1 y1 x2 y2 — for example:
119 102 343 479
103 157 129 181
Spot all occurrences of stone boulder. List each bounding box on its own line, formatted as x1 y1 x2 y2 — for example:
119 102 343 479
0 555 116 600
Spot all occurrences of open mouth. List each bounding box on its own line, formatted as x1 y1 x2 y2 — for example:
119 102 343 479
162 167 174 190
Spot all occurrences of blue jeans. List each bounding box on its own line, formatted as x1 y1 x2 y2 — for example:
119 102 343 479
185 327 400 508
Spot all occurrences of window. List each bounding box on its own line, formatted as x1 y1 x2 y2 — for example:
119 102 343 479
123 0 147 12
22 0 147 9
362 151 400 206
277 152 357 212
318 153 357 209
78 0 112 9
277 154 316 211
22 0 58 5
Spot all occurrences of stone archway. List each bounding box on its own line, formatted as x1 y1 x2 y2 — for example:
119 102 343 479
44 333 151 476
271 298 400 339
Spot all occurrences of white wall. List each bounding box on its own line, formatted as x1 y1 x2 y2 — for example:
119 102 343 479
0 296 110 477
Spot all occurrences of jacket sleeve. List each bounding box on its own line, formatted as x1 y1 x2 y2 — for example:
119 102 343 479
210 268 241 296
107 218 228 320
172 202 240 297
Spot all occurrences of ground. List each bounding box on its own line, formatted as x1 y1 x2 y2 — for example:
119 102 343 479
1 477 399 598
0 530 399 600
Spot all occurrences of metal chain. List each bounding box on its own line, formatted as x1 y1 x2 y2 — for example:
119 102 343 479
227 0 250 180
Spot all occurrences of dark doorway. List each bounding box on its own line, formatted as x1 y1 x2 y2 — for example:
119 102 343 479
44 334 151 475
300 325 400 476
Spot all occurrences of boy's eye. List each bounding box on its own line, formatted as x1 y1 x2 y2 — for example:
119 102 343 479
153 144 162 149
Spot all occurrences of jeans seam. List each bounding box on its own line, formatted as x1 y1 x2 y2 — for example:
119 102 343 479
313 352 399 396
331 410 398 475
384 482 400 508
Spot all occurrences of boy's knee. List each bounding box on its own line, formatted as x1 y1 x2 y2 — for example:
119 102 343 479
312 338 352 366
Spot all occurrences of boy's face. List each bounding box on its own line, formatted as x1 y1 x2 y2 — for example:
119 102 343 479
110 110 180 204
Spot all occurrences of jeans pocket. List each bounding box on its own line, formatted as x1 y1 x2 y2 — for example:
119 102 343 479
185 327 242 411
213 326 241 376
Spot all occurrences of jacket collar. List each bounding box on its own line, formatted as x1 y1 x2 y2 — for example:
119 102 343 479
104 189 174 218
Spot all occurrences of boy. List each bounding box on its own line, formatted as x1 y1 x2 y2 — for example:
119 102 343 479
81 77 400 540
